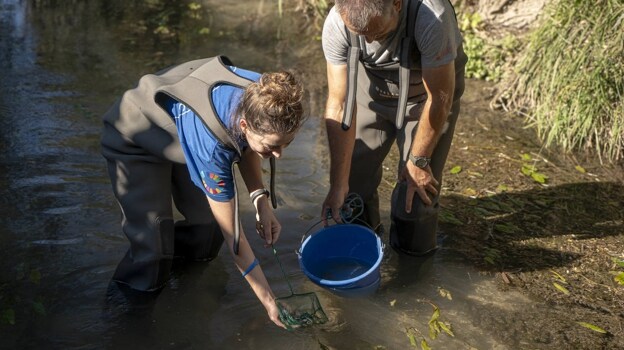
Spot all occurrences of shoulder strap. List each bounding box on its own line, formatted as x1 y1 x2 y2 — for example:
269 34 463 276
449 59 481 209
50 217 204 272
342 29 361 130
156 56 251 156
396 0 422 129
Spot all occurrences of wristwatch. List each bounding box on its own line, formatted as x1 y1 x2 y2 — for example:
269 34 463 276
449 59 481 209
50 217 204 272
408 154 431 169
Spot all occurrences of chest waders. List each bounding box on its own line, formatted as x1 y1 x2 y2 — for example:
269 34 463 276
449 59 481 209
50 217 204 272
102 56 276 292
342 0 422 131
341 0 463 256
156 56 278 256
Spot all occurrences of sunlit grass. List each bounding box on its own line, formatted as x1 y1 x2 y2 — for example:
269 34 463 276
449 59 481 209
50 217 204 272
498 0 624 162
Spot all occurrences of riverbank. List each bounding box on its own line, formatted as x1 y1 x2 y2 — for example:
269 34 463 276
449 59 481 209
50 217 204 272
380 79 624 349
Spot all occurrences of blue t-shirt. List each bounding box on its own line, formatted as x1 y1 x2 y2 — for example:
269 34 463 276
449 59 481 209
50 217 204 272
162 66 261 202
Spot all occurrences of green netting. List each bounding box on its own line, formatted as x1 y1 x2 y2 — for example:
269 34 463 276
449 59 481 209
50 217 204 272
275 291 328 329
272 246 328 330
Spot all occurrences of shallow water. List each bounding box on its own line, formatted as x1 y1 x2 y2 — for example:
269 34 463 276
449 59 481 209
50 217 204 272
0 1 540 349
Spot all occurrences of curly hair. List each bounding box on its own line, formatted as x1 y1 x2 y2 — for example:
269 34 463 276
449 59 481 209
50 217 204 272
233 71 306 137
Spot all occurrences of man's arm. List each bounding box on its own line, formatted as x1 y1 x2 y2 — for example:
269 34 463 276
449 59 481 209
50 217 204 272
401 62 455 212
322 62 356 225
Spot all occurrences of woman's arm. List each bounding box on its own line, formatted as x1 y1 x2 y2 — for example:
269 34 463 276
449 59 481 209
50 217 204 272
238 148 281 246
207 196 285 328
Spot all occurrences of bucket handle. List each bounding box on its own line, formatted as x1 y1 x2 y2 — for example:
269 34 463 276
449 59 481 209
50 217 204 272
296 217 377 258
296 218 324 257
297 193 372 257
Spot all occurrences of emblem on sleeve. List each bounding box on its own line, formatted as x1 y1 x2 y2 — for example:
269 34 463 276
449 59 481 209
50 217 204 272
200 171 225 195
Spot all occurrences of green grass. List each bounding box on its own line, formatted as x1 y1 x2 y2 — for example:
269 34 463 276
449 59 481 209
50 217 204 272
498 0 624 162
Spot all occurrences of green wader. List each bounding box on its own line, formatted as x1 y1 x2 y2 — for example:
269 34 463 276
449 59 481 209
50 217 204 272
101 56 251 291
344 0 467 255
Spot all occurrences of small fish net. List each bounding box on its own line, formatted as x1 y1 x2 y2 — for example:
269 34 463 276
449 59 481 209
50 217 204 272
275 291 327 328
272 246 328 330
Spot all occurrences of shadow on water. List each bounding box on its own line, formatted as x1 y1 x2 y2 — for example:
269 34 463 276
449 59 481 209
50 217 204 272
1 0 621 349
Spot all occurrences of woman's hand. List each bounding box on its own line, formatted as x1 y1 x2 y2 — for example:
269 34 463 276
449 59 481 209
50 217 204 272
263 298 287 329
254 196 281 247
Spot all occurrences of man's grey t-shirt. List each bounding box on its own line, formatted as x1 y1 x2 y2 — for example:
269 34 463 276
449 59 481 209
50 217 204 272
322 0 463 69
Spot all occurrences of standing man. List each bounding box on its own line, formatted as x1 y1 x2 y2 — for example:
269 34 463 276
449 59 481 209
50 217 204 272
321 0 467 255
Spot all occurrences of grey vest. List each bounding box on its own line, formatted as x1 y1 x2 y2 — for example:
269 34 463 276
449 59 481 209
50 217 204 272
155 56 255 155
103 56 263 255
102 56 248 161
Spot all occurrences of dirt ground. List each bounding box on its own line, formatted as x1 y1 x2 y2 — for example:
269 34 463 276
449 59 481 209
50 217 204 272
379 79 624 349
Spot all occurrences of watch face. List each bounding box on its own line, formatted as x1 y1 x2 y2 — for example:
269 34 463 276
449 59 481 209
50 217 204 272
409 155 429 168
415 158 428 168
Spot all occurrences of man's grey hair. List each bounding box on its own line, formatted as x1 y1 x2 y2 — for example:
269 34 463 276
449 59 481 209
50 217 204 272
334 0 396 32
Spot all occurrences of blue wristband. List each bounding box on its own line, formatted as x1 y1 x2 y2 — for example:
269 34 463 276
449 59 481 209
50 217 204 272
241 258 259 277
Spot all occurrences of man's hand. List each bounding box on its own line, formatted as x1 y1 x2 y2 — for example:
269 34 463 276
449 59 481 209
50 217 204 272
399 163 439 212
321 186 349 226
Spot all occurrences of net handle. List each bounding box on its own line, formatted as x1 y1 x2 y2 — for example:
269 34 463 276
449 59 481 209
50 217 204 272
272 244 295 296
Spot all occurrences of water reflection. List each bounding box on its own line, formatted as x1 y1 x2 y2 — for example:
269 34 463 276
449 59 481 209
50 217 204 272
0 0 539 349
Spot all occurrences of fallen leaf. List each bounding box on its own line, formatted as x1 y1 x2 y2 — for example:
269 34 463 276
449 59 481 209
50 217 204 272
553 282 570 295
550 270 567 283
406 329 417 347
462 188 477 196
495 184 509 192
577 322 607 334
438 321 455 337
614 272 624 285
438 288 452 300
531 172 548 184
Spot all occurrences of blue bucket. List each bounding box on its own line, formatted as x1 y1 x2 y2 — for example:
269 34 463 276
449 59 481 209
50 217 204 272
298 224 384 297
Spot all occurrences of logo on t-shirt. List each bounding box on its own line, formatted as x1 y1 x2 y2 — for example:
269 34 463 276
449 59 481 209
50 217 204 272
201 171 225 195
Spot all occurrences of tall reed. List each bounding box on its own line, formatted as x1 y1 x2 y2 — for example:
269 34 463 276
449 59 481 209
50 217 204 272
499 0 623 162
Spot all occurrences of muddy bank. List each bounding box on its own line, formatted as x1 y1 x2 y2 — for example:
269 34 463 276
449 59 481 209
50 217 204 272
380 79 624 349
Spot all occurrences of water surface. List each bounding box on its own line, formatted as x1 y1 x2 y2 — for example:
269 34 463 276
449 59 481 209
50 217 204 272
0 1 537 349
